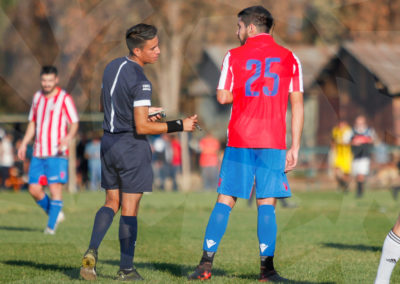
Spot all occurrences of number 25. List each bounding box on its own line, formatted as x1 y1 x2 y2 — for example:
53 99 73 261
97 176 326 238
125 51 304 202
245 58 280 97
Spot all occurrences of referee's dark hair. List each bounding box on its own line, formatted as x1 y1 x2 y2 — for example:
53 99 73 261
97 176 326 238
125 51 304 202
126 23 158 55
40 65 58 76
238 6 274 33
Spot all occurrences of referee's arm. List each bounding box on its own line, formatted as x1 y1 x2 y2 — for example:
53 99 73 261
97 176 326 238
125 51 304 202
134 106 198 135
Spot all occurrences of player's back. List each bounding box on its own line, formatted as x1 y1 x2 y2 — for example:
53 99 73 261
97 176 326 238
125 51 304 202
223 34 302 149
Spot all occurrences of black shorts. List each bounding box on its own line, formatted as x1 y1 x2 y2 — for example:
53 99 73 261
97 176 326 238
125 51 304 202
101 132 153 193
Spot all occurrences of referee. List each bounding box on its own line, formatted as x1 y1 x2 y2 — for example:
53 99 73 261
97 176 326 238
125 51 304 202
80 23 198 281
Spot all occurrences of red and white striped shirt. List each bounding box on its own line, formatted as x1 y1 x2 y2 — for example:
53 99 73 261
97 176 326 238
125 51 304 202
28 87 79 157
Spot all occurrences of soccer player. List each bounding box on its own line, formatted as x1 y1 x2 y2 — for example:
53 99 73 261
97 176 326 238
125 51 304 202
350 115 375 198
79 23 198 281
375 215 400 284
17 66 79 235
188 6 304 282
331 120 353 192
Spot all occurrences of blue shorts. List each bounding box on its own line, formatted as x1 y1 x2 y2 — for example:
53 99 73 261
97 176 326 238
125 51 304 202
217 147 291 199
28 157 68 185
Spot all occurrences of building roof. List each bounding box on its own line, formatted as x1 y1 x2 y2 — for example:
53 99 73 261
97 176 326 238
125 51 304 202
342 42 400 95
289 45 337 90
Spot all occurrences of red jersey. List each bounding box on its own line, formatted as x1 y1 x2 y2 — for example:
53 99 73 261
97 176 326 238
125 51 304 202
28 87 79 157
217 34 303 149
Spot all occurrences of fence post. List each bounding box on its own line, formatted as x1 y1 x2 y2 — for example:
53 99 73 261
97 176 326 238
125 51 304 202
68 137 77 193
180 132 191 191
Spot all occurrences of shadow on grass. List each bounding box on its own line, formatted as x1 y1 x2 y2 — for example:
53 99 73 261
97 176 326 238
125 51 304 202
322 242 381 252
2 260 80 279
0 226 42 232
103 260 226 277
236 273 335 283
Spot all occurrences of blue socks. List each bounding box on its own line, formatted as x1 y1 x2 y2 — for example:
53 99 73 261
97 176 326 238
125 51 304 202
257 205 277 257
119 216 138 270
37 194 50 214
89 206 115 250
47 200 63 230
202 202 231 253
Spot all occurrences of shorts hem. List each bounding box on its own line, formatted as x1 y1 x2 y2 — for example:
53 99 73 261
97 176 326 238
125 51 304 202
255 194 292 199
102 184 119 190
120 188 153 193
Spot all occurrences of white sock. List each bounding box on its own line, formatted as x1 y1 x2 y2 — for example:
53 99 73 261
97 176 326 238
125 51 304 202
375 230 400 284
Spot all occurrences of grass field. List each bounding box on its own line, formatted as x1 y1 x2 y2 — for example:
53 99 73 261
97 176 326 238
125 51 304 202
1 188 400 283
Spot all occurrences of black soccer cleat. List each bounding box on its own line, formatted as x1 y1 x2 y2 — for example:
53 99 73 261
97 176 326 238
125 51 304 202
259 269 288 282
188 262 212 280
117 267 144 281
80 249 98 280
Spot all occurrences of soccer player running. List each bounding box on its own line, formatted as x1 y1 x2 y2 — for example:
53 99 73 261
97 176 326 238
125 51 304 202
79 23 198 281
188 6 303 282
18 66 79 235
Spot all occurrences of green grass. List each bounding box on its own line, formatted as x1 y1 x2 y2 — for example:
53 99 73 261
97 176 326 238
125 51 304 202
0 189 400 283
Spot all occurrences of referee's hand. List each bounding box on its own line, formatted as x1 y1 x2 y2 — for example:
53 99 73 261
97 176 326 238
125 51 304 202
183 115 198 132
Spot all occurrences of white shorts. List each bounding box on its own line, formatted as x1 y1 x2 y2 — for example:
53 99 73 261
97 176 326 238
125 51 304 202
352 157 370 176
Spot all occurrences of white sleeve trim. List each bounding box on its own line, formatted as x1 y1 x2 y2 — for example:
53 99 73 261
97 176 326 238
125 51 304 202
217 52 231 90
293 53 304 92
134 100 151 107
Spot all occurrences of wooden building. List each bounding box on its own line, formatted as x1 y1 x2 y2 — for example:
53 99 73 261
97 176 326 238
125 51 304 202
312 42 400 145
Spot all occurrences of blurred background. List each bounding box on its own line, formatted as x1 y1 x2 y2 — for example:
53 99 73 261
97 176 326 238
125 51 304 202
1 0 400 194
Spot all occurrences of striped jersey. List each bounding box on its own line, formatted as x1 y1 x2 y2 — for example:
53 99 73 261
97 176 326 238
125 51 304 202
28 87 79 157
217 33 303 149
101 57 152 133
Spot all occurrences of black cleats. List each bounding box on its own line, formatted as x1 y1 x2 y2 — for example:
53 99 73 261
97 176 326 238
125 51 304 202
188 262 212 280
259 269 288 282
117 267 144 281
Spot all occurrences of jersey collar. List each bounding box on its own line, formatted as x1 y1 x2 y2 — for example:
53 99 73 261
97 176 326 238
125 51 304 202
245 33 273 45
41 87 61 99
125 56 143 69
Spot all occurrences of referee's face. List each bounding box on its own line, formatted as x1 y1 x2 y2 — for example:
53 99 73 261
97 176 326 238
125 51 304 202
40 74 58 95
138 36 160 65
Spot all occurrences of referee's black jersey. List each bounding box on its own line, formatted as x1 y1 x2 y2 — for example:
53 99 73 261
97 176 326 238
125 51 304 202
102 56 152 133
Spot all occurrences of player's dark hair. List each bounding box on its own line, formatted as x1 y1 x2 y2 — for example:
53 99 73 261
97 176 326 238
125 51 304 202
238 6 274 33
126 23 157 55
40 65 58 76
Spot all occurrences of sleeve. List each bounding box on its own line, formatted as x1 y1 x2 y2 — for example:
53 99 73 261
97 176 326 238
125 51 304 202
28 101 36 122
132 80 152 107
217 51 233 91
64 94 79 123
289 52 304 93
28 93 39 122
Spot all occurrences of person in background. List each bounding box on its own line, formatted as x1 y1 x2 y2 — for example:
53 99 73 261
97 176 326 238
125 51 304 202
170 134 181 191
350 115 375 198
0 132 14 189
199 132 220 190
331 119 353 192
17 65 79 234
85 132 102 191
